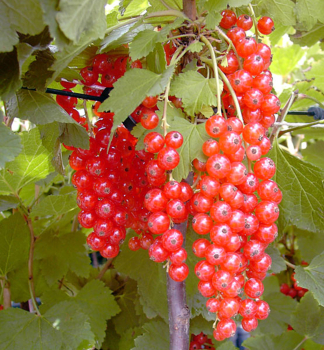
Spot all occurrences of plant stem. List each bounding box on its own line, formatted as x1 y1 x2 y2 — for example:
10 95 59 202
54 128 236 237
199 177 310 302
162 82 171 136
26 217 41 315
279 119 324 136
183 0 196 20
200 35 221 116
0 278 11 309
96 259 114 280
284 260 296 269
292 337 308 350
269 91 299 144
248 3 260 42
299 93 324 109
167 172 193 350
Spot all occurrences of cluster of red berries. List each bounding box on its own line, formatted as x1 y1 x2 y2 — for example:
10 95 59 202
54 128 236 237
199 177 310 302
128 130 194 282
189 12 280 341
190 332 215 350
280 272 308 299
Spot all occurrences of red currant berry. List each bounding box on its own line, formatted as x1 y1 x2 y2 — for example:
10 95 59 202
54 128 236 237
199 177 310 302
100 242 120 258
220 9 237 29
257 17 275 35
236 37 257 58
254 157 276 179
206 298 220 312
231 70 253 94
205 244 226 265
216 318 236 338
165 131 183 149
245 278 264 298
170 248 187 265
144 189 168 212
210 201 232 223
237 14 253 30
157 147 180 170
256 300 270 320
261 94 281 114
144 132 165 153
255 200 280 224
212 270 233 291
169 263 189 282
206 154 231 179
192 213 213 235
242 317 258 332
205 115 227 138
148 211 170 234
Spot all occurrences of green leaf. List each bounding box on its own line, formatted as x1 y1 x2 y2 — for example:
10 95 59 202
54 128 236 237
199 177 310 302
118 327 143 350
40 280 121 347
0 122 22 168
146 43 167 74
301 141 324 170
30 193 77 217
270 45 305 76
123 0 149 17
217 342 239 350
45 301 95 349
98 66 175 140
132 320 169 350
34 230 90 285
306 60 324 93
269 23 292 46
40 0 71 50
129 18 183 60
266 246 287 273
0 49 21 100
295 0 324 31
0 2 19 52
254 0 296 26
0 128 55 195
17 90 77 125
114 233 168 321
169 117 210 181
0 213 29 276
243 331 304 350
56 0 107 43
295 229 324 262
0 195 19 211
0 308 62 350
268 141 324 234
170 70 221 116
295 252 324 307
291 292 324 344
58 122 90 150
290 24 324 47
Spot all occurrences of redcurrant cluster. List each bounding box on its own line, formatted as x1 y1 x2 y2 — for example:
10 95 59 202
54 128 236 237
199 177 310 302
280 272 308 299
189 332 215 350
189 11 280 341
129 130 194 282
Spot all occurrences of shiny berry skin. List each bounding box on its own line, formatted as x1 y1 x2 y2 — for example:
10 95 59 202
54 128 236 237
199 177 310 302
245 278 264 298
77 191 97 211
246 145 262 161
228 209 245 233
86 157 107 177
244 239 265 261
288 288 297 298
240 193 258 213
254 157 276 179
163 180 181 199
144 189 168 212
219 51 239 75
140 233 154 250
224 234 241 252
200 176 220 198
202 139 220 156
231 70 253 94
72 170 93 190
243 89 264 111
140 109 159 129
219 131 242 154
226 162 247 185
213 330 226 342
212 270 233 291
236 37 257 58
166 199 187 219
179 182 194 202
210 223 232 246
242 213 259 236
205 244 226 265
220 9 237 29
142 95 158 108
253 74 273 94
190 193 212 213
226 117 243 134
206 298 220 312
261 94 281 114
220 183 237 202
69 151 87 171
205 114 227 138
250 253 272 273
242 317 258 332
243 122 265 144
256 43 272 61
170 248 187 265
198 280 215 297
87 232 106 251
128 236 141 251
144 132 165 153
193 238 210 257
93 178 114 197
193 158 206 172
229 190 244 209
192 213 213 235
80 66 98 86
255 200 280 224
149 241 169 262
227 146 245 162
146 159 165 178
95 198 115 219
256 300 270 320
195 260 215 281
210 201 232 223
221 252 243 273
206 154 231 179
239 298 257 318
148 211 170 234
100 242 120 258
257 16 275 35
216 318 237 338
227 26 246 45
169 263 189 282
236 14 253 30
242 108 262 123
162 229 183 252
244 54 265 76
94 219 114 237
219 297 240 319
258 180 282 203
109 226 126 245
165 131 183 149
253 223 278 244
78 210 96 228
260 115 275 130
157 147 180 170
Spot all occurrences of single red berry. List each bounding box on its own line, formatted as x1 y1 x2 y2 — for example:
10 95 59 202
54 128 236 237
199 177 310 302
258 179 282 203
210 201 232 223
246 145 262 161
140 109 159 129
218 297 240 319
242 317 258 332
219 131 242 154
212 270 233 291
241 213 259 236
243 54 265 76
202 139 220 157
242 108 262 124
199 176 220 198
219 51 240 75
144 189 168 212
231 70 253 94
226 162 248 185
245 278 264 298
144 132 165 153
227 26 246 45
142 95 158 108
205 115 227 138
195 260 215 281
254 157 276 180
216 318 236 338
169 263 189 282
228 209 245 233
148 211 170 235
198 280 215 297
210 223 232 246
257 17 275 35
157 147 180 170
205 244 226 265
87 232 106 251
165 131 183 149
256 300 270 320
253 223 278 244
243 239 266 261
253 73 273 94
243 89 264 111
193 238 210 257
206 154 231 179
255 200 280 224
237 14 253 30
170 248 187 265
220 9 237 29
206 298 220 312
179 182 194 202
250 253 272 273
149 241 169 262
100 242 120 258
236 37 257 58
128 236 141 251
192 213 213 235
261 94 281 115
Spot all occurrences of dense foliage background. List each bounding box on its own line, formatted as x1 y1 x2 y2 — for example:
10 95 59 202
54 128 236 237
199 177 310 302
0 0 324 349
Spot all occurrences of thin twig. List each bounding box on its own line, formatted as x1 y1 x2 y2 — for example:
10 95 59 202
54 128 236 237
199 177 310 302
96 259 114 280
292 337 308 350
284 260 296 269
248 3 260 42
299 94 324 109
83 100 93 137
162 82 171 136
0 279 11 309
278 119 324 136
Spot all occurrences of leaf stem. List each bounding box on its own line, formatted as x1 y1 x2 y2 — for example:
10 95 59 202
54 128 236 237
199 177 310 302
96 259 114 280
298 93 324 109
200 35 221 116
292 337 308 350
0 278 11 309
278 119 324 136
26 217 41 315
284 260 296 269
248 3 260 42
269 91 299 144
162 82 171 137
